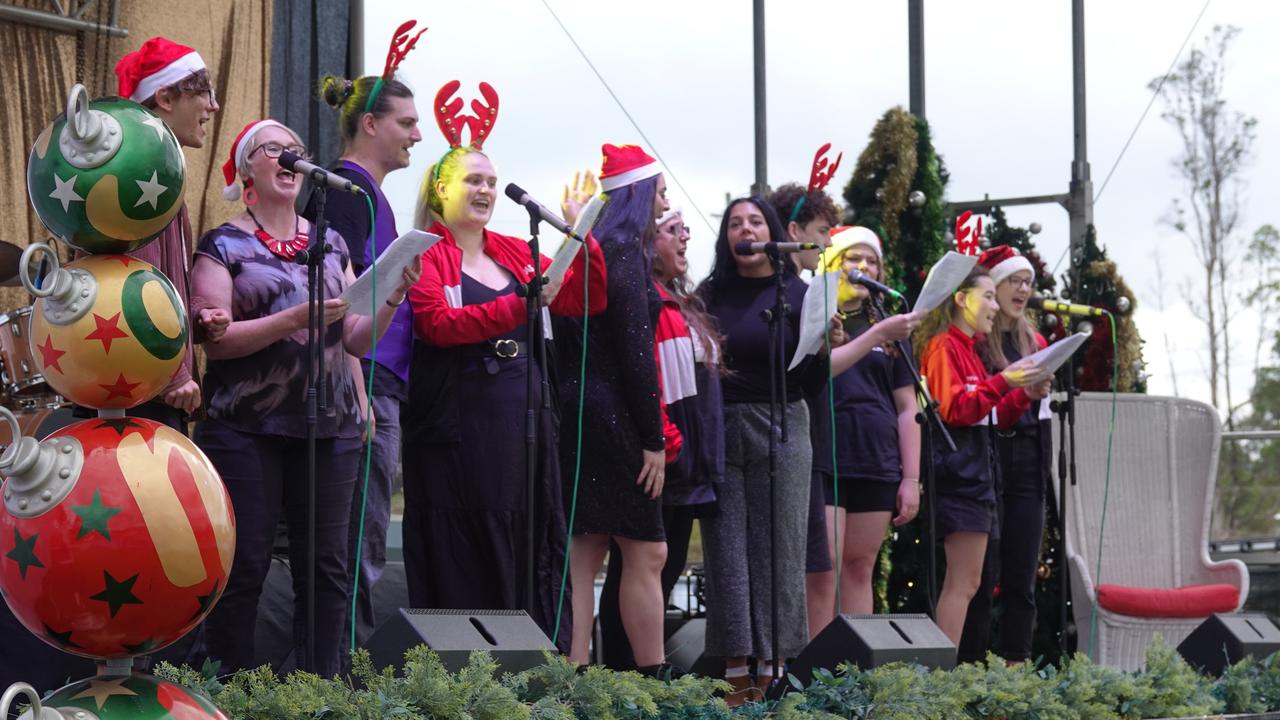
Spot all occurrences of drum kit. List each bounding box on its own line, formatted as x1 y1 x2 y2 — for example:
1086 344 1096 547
0 239 74 445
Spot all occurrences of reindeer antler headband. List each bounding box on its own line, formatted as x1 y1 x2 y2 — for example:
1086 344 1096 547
790 142 843 222
433 80 500 150
954 210 983 257
364 19 428 113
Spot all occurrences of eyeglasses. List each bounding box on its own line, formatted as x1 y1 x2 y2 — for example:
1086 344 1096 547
661 224 690 235
1007 277 1034 290
249 142 311 161
172 72 217 105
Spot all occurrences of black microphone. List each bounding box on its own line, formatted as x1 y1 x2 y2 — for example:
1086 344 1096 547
846 268 903 299
504 183 580 240
278 151 366 196
1028 294 1108 317
733 241 820 256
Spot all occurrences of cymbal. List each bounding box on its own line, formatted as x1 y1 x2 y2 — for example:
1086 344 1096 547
0 241 22 287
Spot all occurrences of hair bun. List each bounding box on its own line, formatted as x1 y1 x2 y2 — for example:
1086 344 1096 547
321 75 356 108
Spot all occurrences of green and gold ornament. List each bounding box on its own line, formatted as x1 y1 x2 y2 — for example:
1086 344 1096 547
13 672 227 719
27 84 185 256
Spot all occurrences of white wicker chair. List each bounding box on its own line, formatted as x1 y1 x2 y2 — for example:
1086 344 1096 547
1052 392 1249 671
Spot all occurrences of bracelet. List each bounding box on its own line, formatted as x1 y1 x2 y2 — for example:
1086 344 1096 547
386 294 406 308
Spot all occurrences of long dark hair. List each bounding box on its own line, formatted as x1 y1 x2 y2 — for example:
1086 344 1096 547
697 196 795 307
595 176 659 254
647 215 725 367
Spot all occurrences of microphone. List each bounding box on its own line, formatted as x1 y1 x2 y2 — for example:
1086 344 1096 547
733 241 820 256
505 183 580 240
279 151 366 196
1028 294 1108 317
846 268 903 298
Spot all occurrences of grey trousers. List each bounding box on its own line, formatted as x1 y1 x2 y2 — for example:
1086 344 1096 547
703 400 812 659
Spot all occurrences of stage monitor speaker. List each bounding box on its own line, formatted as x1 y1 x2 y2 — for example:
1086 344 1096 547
1176 613 1280 677
785 614 955 690
664 618 725 678
363 608 556 674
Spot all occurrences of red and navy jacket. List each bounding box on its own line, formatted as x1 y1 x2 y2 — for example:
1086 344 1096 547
402 221 607 444
921 324 1032 500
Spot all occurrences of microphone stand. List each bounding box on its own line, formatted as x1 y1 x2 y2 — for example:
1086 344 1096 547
1050 317 1079 658
869 294 955 615
761 249 789 686
517 205 548 612
299 172 333 673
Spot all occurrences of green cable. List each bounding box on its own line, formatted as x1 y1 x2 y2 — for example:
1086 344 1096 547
349 192 379 652
823 269 841 614
1085 312 1120 658
552 239 590 647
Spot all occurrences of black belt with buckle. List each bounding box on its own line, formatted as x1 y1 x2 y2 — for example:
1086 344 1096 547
492 339 527 358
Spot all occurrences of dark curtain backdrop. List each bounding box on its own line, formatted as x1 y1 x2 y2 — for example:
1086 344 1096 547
270 0 350 169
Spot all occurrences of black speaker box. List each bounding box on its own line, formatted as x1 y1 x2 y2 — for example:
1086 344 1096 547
664 618 725 678
1177 613 1280 677
363 608 556 674
786 614 955 689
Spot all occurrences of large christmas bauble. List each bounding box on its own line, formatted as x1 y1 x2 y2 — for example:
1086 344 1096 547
29 253 188 410
0 417 234 660
27 84 185 255
19 672 228 719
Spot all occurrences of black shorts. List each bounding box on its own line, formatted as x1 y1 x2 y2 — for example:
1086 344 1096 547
823 475 900 514
934 492 997 539
806 470 833 573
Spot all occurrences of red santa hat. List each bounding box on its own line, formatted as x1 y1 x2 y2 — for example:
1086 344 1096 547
829 225 882 260
599 144 661 192
115 37 206 103
221 119 287 201
978 245 1035 287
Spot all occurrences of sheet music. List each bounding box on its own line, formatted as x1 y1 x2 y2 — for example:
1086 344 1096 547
341 229 439 315
915 251 979 313
1022 331 1091 374
789 270 841 370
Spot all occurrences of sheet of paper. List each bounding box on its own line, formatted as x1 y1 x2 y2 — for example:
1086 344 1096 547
915 251 979 314
1022 331 1091 375
789 270 841 370
545 195 606 285
341 229 439 315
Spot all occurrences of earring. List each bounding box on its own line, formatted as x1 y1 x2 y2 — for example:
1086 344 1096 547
243 186 258 207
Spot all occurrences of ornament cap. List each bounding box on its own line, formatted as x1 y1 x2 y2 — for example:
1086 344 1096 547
0 407 82 519
20 244 96 325
58 84 123 170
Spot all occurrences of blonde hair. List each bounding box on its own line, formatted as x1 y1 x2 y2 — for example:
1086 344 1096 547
413 147 487 230
912 266 990 364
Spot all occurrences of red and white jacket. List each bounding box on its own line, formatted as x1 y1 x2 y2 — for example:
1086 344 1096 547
408 221 608 346
654 284 691 466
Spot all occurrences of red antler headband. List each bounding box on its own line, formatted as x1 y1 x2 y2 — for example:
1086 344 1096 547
433 80 500 150
808 142 842 193
364 19 427 113
790 142 842 223
955 210 983 256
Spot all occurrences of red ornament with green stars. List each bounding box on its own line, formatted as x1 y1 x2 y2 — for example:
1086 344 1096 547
29 254 188 410
26 85 185 255
26 672 228 719
0 417 234 660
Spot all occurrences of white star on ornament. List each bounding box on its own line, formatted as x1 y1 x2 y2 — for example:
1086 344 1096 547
49 172 83 213
141 114 168 140
134 171 167 210
70 676 138 709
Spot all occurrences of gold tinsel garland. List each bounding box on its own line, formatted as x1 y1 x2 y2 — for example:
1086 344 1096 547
848 107 918 247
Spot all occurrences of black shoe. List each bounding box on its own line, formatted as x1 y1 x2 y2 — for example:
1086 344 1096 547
637 662 686 681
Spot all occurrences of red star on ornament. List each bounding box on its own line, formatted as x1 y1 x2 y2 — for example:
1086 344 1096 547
36 335 65 373
99 373 140 401
109 256 135 267
85 312 129 354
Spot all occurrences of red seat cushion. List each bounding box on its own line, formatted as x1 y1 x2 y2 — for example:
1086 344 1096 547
1095 583 1239 618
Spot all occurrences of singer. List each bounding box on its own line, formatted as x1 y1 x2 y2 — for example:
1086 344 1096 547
811 227 921 627
959 246 1054 663
914 265 1048 647
311 36 423 655
402 86 605 647
698 196 827 698
555 144 672 675
192 119 420 676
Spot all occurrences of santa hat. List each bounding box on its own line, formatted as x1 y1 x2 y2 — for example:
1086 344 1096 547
115 37 206 103
221 119 286 201
599 144 661 192
978 245 1035 287
657 206 683 228
819 225 882 273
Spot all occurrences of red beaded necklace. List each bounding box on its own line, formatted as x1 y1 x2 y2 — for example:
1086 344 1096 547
246 209 310 260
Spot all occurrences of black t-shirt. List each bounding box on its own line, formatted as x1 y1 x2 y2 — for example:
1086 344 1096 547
708 273 826 404
828 313 915 483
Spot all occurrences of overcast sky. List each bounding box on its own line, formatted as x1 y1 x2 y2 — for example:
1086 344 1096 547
362 0 1280 412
